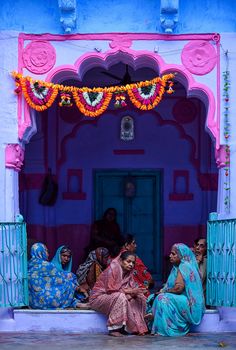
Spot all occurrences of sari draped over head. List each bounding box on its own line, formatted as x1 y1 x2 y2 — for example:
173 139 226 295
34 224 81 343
51 245 72 272
148 243 204 336
76 247 109 285
120 247 153 295
89 258 148 334
28 243 78 309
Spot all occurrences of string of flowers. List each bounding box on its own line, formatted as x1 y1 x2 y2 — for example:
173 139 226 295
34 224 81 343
12 71 175 117
223 69 230 212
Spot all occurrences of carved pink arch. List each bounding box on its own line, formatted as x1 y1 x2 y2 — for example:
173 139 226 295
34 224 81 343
45 47 218 149
19 46 218 155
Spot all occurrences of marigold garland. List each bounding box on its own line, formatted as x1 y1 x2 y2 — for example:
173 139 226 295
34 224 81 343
12 71 175 117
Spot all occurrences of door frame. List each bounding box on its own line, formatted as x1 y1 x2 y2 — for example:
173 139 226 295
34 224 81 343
93 169 164 280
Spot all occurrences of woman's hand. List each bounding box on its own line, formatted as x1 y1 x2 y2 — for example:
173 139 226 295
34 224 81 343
123 287 147 297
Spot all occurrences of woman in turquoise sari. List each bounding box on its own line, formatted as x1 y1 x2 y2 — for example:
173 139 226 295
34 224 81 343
28 243 80 309
51 245 73 272
146 243 204 336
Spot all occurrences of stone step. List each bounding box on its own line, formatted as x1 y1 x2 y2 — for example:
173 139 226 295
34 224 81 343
1 308 235 333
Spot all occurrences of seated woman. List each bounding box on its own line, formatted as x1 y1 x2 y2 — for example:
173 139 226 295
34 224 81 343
194 238 207 299
76 247 109 298
89 251 148 337
86 208 123 257
146 243 204 337
120 234 154 295
51 245 73 272
28 243 81 309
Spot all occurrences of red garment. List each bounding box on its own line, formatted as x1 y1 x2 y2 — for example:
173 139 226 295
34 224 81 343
133 256 153 293
119 248 153 295
89 259 148 334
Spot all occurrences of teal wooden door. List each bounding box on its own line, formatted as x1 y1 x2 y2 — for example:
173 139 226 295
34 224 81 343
94 170 163 279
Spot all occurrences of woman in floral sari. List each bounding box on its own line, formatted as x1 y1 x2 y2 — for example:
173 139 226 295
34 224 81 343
28 243 80 309
146 243 204 336
89 251 148 337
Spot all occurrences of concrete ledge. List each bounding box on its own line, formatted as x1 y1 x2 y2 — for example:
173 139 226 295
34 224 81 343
191 309 220 332
4 309 108 333
1 308 236 333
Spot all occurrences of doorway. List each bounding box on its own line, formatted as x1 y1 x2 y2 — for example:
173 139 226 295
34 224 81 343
94 170 163 280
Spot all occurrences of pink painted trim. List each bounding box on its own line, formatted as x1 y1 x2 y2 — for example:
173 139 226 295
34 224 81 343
113 150 145 155
19 33 219 42
63 192 86 200
45 65 78 82
216 40 221 150
18 33 219 149
5 144 25 172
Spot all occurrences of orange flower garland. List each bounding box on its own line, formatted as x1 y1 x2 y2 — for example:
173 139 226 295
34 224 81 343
72 90 113 117
12 72 175 117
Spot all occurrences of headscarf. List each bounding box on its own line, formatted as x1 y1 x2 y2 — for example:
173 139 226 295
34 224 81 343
51 245 72 272
30 242 48 260
90 256 136 299
28 243 77 309
163 243 205 324
76 247 109 284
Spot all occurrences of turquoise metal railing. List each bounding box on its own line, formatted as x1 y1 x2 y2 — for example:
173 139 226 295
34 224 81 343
207 218 236 307
0 222 28 307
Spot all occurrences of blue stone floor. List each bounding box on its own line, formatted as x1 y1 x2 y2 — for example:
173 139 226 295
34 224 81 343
0 333 236 350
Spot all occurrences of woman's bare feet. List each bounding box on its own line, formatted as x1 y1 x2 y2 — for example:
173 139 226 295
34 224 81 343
75 302 90 309
109 331 124 337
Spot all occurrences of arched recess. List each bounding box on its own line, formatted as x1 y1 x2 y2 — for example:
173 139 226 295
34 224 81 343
20 47 218 168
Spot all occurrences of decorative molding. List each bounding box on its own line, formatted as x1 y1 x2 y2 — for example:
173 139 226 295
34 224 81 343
22 41 56 74
160 0 179 34
58 0 77 34
17 34 219 152
169 170 194 201
5 144 25 172
181 40 217 75
172 98 197 124
62 169 86 200
109 37 132 50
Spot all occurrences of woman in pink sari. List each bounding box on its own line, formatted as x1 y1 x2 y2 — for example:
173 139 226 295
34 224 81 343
89 251 148 337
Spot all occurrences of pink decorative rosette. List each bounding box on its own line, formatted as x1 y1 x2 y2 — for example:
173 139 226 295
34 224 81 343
23 41 56 74
181 40 217 75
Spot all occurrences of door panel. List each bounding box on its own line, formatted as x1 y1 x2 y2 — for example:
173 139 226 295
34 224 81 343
94 170 163 279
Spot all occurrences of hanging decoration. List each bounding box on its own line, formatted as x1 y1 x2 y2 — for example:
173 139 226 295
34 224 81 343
12 72 175 117
223 69 230 212
59 92 73 107
72 90 112 117
114 91 127 108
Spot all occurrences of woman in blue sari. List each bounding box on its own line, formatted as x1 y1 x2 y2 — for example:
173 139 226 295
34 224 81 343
51 245 73 272
146 243 204 336
28 243 80 309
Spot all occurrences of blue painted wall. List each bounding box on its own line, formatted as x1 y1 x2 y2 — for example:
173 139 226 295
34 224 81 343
0 0 236 34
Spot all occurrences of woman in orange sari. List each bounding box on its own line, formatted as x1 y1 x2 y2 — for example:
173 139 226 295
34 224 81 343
89 251 148 337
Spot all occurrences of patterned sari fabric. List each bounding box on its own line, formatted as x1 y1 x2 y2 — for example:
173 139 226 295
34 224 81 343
89 258 148 334
51 245 78 288
149 243 205 336
28 243 79 309
76 247 109 289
